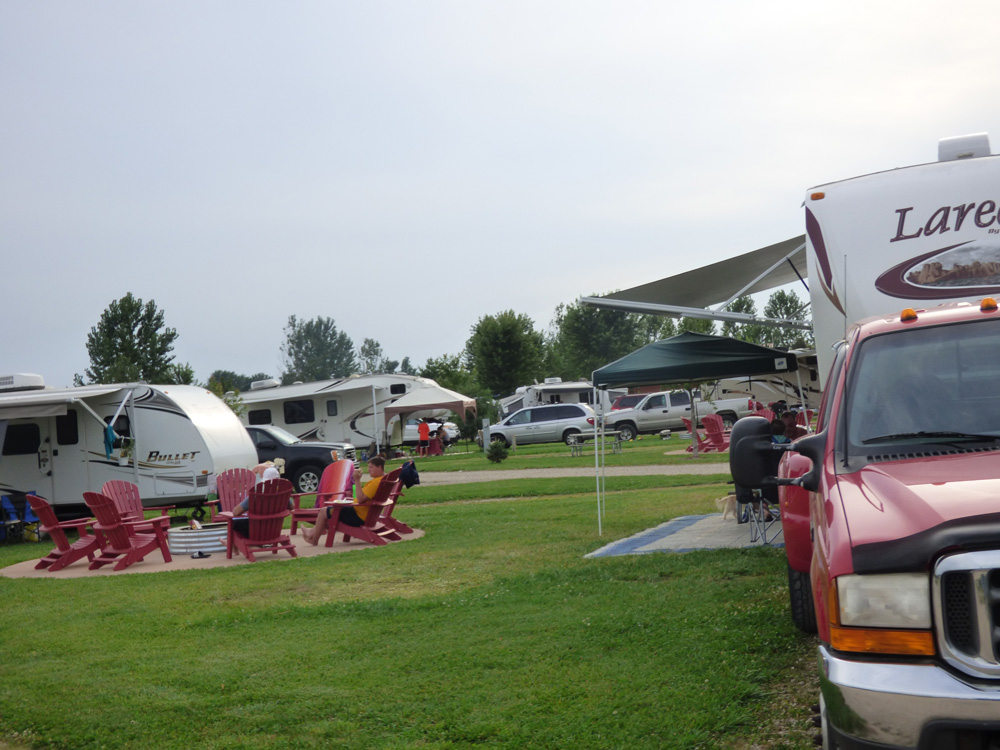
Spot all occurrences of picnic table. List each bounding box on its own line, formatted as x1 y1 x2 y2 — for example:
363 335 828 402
568 430 622 456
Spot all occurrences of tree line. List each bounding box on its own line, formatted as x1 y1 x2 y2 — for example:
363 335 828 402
76 289 813 419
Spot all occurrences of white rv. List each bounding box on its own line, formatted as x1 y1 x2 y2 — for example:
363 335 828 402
0 375 259 509
497 378 626 419
239 373 476 449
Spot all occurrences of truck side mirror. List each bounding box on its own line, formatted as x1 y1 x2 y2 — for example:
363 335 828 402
790 432 825 493
729 417 776 486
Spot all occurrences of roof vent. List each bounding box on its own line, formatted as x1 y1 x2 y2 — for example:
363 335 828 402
250 378 281 391
938 133 991 162
0 373 46 392
543 377 563 384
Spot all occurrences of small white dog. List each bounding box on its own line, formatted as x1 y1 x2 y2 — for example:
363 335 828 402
715 493 739 521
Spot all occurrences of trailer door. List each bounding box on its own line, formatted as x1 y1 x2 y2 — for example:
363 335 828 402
50 409 90 504
0 420 54 500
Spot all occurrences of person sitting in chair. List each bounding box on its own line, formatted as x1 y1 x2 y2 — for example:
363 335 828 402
299 457 386 545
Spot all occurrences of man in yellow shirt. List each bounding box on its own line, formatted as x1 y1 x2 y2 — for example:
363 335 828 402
299 457 385 545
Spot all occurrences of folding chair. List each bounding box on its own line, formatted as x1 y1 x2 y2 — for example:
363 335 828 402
735 485 782 545
1 496 24 543
21 492 42 542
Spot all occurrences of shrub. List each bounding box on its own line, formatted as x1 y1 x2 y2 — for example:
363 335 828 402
486 440 508 463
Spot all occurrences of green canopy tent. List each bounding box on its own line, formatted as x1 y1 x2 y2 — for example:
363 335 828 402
589 332 798 533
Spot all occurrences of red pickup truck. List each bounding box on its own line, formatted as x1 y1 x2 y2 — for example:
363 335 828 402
731 299 1000 749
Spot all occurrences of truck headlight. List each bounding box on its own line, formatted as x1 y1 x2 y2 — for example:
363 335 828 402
837 573 931 628
830 573 936 656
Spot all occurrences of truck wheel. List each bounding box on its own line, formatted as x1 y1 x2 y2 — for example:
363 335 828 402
617 423 637 442
293 464 323 494
718 411 737 430
563 429 581 445
788 563 818 633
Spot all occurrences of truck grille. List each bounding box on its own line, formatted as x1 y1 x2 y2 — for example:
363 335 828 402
933 550 1000 678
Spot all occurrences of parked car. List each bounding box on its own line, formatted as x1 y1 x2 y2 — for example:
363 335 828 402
611 393 644 410
402 418 460 446
245 425 357 493
487 403 596 447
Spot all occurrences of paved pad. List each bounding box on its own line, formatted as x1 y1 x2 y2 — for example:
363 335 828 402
586 513 783 557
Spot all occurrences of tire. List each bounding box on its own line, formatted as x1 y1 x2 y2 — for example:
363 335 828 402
718 412 737 430
293 464 323 494
563 429 581 445
617 423 637 442
788 562 818 633
490 433 510 448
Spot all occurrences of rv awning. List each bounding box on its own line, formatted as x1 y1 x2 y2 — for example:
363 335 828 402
0 386 124 421
592 332 798 389
603 235 806 309
382 386 477 423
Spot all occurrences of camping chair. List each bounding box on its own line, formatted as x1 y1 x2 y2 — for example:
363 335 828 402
371 469 412 540
207 468 257 522
735 484 782 545
700 414 731 452
795 410 814 433
681 418 713 453
322 469 401 548
83 491 173 571
21 493 42 541
28 495 104 572
101 480 173 534
1 496 24 543
751 408 775 422
222 478 297 562
289 460 354 536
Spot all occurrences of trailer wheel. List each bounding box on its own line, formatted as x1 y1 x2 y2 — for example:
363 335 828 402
617 423 637 442
293 464 323 494
788 562 818 633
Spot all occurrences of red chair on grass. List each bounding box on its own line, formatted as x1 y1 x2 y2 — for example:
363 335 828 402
289 459 354 537
322 468 402 548
374 474 413 539
221 478 297 562
207 468 257 522
83 491 173 572
700 414 731 452
28 495 104 572
682 418 713 453
101 480 173 534
751 408 775 422
795 410 814 432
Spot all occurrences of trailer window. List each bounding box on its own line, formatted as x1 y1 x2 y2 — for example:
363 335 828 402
2 423 40 455
248 409 271 425
390 383 406 395
103 415 131 438
326 400 338 417
56 409 79 445
284 400 315 425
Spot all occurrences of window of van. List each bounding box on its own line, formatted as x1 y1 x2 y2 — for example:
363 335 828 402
284 400 314 425
248 409 272 425
3 423 40 455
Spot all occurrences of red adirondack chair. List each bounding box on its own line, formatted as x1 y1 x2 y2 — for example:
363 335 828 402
207 468 258 522
751 408 776 422
221 478 297 562
682 418 713 453
101 480 172 534
700 413 731 452
289 460 354 536
374 473 412 539
323 468 401 548
83 491 173 572
795 409 814 432
28 495 104 572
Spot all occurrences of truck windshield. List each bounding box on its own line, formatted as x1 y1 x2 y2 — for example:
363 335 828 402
846 317 1000 450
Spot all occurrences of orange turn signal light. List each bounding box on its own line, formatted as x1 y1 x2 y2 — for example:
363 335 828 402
830 626 936 656
810 192 825 201
900 308 918 322
981 297 998 312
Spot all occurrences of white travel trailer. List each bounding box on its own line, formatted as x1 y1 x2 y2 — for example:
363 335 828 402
497 378 626 419
714 352 822 411
0 375 259 510
239 373 476 449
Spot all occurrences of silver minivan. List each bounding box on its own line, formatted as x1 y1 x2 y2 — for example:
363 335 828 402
490 403 596 447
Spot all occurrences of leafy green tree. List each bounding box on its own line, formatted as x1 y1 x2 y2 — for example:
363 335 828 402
761 289 814 349
206 379 248 417
76 292 179 385
399 356 413 374
464 311 545 396
280 315 356 384
677 316 717 335
207 370 274 393
169 362 197 385
720 295 767 344
357 338 398 374
547 301 657 380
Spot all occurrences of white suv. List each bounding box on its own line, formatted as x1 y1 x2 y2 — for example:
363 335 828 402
488 403 596 447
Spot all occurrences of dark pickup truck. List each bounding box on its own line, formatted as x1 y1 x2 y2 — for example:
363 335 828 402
245 425 357 493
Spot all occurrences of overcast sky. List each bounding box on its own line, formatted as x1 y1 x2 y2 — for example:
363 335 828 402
4 1 1000 388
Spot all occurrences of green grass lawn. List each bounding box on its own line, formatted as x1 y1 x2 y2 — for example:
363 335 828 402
0 470 818 750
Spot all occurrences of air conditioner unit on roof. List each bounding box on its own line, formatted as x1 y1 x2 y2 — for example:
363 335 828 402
0 373 46 392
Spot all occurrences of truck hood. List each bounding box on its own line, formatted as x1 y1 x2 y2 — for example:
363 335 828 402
838 450 1000 573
